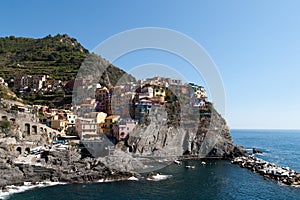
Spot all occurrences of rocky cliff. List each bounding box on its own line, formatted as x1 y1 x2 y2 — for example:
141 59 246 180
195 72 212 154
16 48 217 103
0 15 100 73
0 146 139 188
125 105 246 160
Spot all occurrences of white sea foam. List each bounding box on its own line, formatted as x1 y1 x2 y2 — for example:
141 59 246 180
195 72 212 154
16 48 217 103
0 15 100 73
97 179 115 183
0 182 65 200
146 174 172 181
128 176 139 181
97 177 139 183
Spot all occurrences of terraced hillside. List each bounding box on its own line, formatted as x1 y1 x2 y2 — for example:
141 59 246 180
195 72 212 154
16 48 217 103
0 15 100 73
0 34 135 106
0 34 88 81
0 34 134 85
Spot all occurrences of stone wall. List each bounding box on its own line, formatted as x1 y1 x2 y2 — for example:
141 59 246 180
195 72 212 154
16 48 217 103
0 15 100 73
0 110 60 140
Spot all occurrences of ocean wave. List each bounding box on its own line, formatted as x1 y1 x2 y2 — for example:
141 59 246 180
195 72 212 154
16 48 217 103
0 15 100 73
0 182 65 200
146 174 172 181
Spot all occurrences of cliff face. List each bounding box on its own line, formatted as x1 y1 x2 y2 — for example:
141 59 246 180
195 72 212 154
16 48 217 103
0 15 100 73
126 106 246 160
0 146 138 188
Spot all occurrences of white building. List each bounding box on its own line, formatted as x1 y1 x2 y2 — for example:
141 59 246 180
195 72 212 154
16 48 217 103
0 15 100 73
67 113 77 127
139 86 154 99
75 117 98 140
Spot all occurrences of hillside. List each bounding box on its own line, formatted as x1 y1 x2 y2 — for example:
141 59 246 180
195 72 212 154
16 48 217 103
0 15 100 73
0 34 88 81
0 84 20 102
0 34 135 85
0 34 135 106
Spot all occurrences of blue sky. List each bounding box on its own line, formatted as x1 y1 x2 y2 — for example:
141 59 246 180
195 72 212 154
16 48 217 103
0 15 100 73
1 0 300 129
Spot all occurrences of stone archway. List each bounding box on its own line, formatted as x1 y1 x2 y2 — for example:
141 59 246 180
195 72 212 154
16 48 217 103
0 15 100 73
32 125 37 134
16 147 22 154
25 123 30 135
25 147 30 154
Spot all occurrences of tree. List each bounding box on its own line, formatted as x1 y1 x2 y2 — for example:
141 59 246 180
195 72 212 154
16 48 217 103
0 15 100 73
0 120 10 129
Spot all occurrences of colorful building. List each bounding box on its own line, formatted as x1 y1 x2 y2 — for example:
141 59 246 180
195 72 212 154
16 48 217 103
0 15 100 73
75 118 98 140
153 86 166 103
117 119 138 140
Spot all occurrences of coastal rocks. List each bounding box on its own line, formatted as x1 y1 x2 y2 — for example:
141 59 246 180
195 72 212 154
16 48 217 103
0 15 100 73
252 148 263 154
231 155 300 186
99 149 145 172
47 148 140 183
128 109 187 158
0 145 140 189
232 146 248 158
0 165 24 187
128 107 247 160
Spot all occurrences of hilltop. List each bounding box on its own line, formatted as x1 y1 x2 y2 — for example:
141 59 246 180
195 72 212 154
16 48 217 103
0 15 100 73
0 34 135 106
0 34 135 86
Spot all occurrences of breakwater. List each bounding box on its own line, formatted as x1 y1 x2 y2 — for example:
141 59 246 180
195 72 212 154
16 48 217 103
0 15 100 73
231 155 300 186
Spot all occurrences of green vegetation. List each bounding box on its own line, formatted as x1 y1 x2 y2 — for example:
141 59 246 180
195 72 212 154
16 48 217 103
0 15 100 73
0 34 88 81
0 120 10 129
0 84 19 101
0 34 136 107
0 34 135 84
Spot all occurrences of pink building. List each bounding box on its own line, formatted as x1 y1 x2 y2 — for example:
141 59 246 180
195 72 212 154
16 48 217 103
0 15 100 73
117 119 138 140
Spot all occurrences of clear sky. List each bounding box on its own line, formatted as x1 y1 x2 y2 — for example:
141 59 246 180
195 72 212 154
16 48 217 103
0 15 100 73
1 0 300 129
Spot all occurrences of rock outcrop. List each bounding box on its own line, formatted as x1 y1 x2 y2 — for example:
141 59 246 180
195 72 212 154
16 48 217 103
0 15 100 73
126 106 246 160
253 148 263 154
232 155 300 186
0 147 139 188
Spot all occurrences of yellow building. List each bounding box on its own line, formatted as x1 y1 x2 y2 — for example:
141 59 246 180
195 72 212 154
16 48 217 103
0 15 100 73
82 112 107 134
153 86 166 102
104 115 120 136
51 119 67 135
105 116 120 128
194 87 207 99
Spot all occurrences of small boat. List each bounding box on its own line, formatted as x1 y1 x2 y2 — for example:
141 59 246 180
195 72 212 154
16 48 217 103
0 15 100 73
174 160 182 165
201 161 206 165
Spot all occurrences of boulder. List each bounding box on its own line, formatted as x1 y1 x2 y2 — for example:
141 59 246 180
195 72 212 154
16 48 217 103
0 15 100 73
253 148 263 154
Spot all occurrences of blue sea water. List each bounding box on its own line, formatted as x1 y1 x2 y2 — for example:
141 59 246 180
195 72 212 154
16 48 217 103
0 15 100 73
7 130 300 200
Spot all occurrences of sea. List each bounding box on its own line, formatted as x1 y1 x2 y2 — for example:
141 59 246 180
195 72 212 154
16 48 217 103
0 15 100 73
5 129 300 200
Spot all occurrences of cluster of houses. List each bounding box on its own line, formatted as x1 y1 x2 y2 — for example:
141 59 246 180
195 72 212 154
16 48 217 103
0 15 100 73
3 75 208 144
12 74 63 94
34 105 138 144
72 76 207 142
